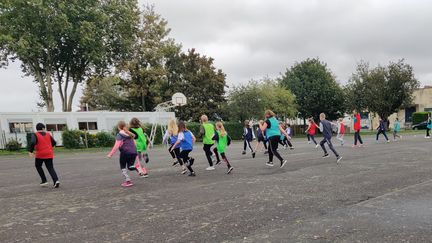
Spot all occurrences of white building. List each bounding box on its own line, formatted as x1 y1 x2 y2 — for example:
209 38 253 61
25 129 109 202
0 111 175 148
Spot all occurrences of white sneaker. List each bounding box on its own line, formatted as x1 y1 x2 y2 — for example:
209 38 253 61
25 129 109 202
206 166 215 171
40 182 49 187
315 144 319 148
308 141 311 144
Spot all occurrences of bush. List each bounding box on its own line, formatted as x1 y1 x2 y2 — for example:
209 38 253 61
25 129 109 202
62 129 82 149
26 132 33 150
96 132 115 147
5 139 22 151
81 133 97 148
412 112 430 125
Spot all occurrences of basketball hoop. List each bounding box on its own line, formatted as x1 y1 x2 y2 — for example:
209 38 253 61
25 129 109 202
172 92 187 107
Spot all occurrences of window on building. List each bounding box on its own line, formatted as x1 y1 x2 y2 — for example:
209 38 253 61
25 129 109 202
46 124 67 132
78 122 98 131
9 122 33 133
424 108 432 112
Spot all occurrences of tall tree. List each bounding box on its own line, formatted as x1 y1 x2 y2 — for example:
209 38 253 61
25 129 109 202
280 58 345 121
80 76 129 111
0 0 139 111
174 49 227 121
345 59 419 120
118 4 180 111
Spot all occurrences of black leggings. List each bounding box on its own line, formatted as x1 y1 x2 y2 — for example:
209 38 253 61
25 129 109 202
213 148 231 168
180 150 194 173
203 144 214 166
354 130 363 145
35 158 58 183
320 138 339 157
243 139 254 152
427 128 430 137
268 136 284 163
120 153 137 170
307 134 317 145
376 130 389 141
169 145 183 165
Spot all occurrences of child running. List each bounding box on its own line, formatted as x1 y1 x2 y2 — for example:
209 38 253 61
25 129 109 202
212 122 234 174
285 123 295 149
305 118 319 148
171 121 196 176
259 110 289 168
393 118 402 141
242 120 256 158
318 113 342 163
336 118 345 146
108 121 141 187
28 123 60 188
376 118 390 143
129 118 149 177
163 118 187 174
200 115 216 171
426 114 432 138
353 109 364 147
254 120 268 154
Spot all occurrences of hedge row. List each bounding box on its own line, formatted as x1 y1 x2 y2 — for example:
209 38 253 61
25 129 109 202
412 112 430 125
61 130 115 149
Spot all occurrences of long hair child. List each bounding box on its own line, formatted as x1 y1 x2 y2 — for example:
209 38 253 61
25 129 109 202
336 118 345 146
163 118 187 174
129 118 149 177
393 118 401 141
212 122 234 174
254 120 268 154
305 118 318 147
242 120 256 158
107 121 141 187
171 121 196 176
200 115 216 171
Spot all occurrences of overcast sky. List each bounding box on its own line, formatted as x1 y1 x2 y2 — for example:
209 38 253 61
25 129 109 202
1 0 432 112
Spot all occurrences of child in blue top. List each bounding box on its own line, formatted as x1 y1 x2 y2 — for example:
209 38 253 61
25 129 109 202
392 118 402 141
171 121 196 176
163 118 187 174
242 120 256 158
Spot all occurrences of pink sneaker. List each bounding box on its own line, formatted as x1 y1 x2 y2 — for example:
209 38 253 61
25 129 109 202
121 181 133 187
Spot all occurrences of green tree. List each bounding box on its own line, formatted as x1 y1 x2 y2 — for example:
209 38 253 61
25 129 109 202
80 76 129 111
0 0 139 111
227 79 297 122
173 49 227 121
280 58 345 121
345 59 419 120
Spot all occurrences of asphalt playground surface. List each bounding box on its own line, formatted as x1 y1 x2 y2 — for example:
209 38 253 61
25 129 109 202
1 134 432 243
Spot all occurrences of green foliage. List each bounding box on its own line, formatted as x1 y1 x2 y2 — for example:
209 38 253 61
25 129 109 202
82 133 97 148
0 0 139 111
62 130 82 149
96 132 115 147
280 58 345 121
227 79 297 122
5 139 22 151
26 133 34 150
412 112 430 125
345 59 419 120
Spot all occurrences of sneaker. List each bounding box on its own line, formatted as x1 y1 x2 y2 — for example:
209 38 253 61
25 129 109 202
337 156 343 163
227 167 234 174
265 162 274 167
289 147 295 150
425 136 430 139
252 152 256 158
280 160 288 168
386 140 390 143
121 181 133 187
206 166 215 171
322 154 329 158
181 168 188 174
144 154 150 163
215 160 221 166
308 141 311 144
315 144 319 148
128 165 136 170
53 181 60 188
40 182 49 187
139 173 148 178
189 158 195 166
188 172 196 177
284 145 288 150
242 151 246 155
172 161 179 166
264 151 269 154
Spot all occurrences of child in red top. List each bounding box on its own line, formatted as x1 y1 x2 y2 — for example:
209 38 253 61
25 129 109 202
353 110 364 147
305 118 319 147
28 123 60 188
336 118 345 146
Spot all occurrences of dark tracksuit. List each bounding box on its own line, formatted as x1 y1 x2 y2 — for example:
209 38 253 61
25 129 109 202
319 120 340 158
376 120 389 141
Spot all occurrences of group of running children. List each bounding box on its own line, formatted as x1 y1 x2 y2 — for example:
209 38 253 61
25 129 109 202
29 109 413 188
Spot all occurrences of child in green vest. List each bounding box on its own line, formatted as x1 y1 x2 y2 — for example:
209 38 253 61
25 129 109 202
129 118 149 177
200 114 216 171
212 122 233 174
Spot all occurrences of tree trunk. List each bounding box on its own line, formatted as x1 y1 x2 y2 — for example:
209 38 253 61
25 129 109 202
33 66 54 112
66 81 79 111
141 92 146 111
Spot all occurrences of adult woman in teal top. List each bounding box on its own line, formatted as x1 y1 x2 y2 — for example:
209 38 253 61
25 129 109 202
259 110 289 168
